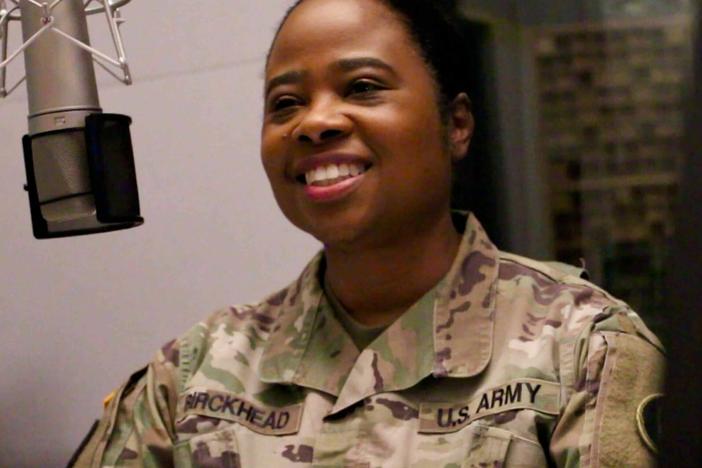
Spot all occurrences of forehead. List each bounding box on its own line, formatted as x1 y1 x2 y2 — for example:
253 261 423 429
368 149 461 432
267 0 418 74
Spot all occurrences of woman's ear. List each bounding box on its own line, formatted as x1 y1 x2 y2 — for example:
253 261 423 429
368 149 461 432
448 93 474 162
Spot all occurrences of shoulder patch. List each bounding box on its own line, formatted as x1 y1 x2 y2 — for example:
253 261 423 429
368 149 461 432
71 366 149 467
593 333 665 466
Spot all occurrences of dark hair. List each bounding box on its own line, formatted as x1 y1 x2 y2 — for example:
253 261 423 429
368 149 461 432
267 0 470 115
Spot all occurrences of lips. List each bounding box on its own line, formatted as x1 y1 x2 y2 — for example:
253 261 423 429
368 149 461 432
305 162 367 186
292 152 372 202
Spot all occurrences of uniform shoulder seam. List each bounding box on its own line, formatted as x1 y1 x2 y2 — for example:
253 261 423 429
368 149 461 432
498 250 622 306
498 251 568 284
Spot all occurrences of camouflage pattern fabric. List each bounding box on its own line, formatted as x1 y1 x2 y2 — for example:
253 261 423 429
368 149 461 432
72 213 664 467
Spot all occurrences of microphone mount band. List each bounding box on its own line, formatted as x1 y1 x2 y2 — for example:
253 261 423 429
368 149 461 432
0 0 133 98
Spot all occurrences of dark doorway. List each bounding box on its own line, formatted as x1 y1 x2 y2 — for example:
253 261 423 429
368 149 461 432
450 18 505 247
661 3 702 464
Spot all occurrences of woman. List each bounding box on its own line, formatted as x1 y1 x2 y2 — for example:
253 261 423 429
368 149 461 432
73 0 664 466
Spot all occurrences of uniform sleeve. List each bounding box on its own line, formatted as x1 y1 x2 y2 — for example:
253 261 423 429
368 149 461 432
72 339 181 467
550 307 665 467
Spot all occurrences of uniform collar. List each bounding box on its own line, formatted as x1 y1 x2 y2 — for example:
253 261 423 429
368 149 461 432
258 213 498 412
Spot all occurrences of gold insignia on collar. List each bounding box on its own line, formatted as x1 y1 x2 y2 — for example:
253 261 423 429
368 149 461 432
102 389 117 408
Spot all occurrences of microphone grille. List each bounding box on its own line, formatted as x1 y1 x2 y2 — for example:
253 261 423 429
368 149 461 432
31 130 92 204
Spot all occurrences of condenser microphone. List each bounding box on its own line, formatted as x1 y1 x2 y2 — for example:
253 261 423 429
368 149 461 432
0 0 142 238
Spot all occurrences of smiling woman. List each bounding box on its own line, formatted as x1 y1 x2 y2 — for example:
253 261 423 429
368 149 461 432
261 0 473 326
72 1 665 467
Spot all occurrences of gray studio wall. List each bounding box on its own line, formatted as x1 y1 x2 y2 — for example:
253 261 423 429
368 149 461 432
0 1 318 465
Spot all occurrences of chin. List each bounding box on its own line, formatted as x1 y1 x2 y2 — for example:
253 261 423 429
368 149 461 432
292 217 365 249
279 204 366 244
307 225 361 248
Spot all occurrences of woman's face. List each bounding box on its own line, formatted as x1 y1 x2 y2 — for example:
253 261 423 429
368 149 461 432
262 0 463 249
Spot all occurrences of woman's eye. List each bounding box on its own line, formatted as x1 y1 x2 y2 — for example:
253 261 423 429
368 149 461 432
270 96 300 112
347 80 384 96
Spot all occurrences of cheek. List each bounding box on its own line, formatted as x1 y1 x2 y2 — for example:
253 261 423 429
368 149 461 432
260 132 285 182
375 91 443 140
367 105 447 167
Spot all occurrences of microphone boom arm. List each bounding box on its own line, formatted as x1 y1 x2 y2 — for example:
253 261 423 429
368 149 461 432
0 0 133 98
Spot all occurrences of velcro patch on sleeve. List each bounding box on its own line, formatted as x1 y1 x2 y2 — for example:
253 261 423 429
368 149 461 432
419 378 561 434
179 388 303 436
594 333 665 466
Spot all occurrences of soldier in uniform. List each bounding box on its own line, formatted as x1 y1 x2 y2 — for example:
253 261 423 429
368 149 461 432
72 0 665 466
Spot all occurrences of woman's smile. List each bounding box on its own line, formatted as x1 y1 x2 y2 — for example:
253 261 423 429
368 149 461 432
301 162 370 203
303 163 366 187
291 150 373 202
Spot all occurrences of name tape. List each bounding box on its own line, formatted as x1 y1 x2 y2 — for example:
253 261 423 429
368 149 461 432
419 378 561 433
179 388 303 436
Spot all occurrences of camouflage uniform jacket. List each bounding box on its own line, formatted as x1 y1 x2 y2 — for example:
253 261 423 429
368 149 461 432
73 213 665 467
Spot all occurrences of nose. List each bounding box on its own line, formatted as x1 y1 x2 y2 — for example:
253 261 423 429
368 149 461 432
292 97 352 145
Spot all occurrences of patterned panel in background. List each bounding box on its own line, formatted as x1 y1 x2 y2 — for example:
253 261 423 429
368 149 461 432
602 0 692 18
534 15 693 335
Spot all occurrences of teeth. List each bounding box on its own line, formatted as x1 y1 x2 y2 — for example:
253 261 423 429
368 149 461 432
305 163 366 185
326 164 339 179
314 167 326 182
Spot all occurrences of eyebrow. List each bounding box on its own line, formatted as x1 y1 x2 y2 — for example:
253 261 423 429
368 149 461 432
265 57 397 97
265 70 306 97
334 57 397 75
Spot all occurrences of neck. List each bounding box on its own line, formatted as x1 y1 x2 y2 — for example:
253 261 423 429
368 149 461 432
324 212 461 327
